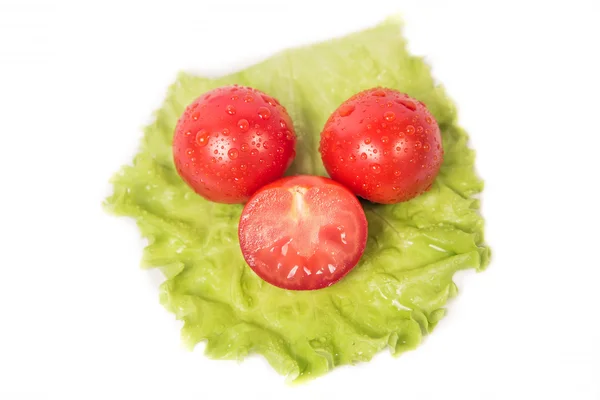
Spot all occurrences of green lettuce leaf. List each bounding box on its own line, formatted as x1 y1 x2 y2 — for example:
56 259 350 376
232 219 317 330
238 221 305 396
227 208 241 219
105 17 490 382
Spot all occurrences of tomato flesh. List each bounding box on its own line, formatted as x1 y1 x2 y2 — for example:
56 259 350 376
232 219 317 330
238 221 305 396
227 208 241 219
238 175 368 290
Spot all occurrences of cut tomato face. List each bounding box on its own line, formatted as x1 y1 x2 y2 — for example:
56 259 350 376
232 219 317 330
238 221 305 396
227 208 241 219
238 175 368 290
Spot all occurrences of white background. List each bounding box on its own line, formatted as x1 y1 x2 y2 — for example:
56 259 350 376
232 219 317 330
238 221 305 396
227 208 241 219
1 0 599 399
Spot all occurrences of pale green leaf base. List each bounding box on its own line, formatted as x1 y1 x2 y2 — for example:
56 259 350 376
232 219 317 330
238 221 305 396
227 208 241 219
105 17 490 383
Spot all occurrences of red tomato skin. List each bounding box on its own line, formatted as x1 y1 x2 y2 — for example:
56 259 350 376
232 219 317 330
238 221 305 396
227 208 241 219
319 88 443 204
173 85 296 204
238 175 368 291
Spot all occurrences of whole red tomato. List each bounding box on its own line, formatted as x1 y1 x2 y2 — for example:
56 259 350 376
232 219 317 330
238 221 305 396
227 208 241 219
320 88 443 204
173 85 296 203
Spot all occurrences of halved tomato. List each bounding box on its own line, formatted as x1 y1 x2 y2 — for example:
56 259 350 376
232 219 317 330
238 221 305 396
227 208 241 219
238 175 368 290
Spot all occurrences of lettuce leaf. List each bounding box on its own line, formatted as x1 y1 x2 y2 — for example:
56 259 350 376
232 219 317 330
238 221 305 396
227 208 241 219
105 17 489 382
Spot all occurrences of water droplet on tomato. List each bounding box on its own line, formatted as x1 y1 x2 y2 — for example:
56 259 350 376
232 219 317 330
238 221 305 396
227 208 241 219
279 119 287 129
394 170 401 177
251 149 258 156
192 111 200 120
222 128 230 136
366 124 373 130
383 111 396 122
244 94 254 103
406 125 415 134
276 147 284 154
373 149 378 154
258 106 271 120
259 158 265 164
240 163 247 170
371 164 381 174
213 149 218 155
364 138 371 144
228 148 239 159
338 104 355 117
261 94 278 106
396 99 416 111
185 131 192 137
415 141 422 149
196 130 209 146
423 143 431 152
263 141 270 149
186 148 194 156
238 119 249 132
372 89 386 97
426 116 433 124
286 131 294 141
360 153 367 160
349 154 356 162
416 126 423 134
226 105 236 115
